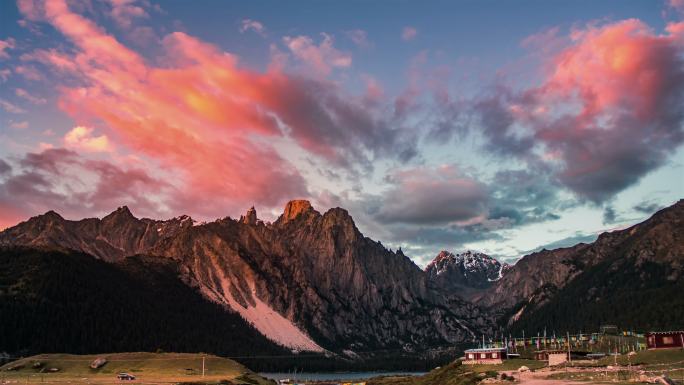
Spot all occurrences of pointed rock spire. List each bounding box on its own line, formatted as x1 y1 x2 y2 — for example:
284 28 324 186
240 206 258 225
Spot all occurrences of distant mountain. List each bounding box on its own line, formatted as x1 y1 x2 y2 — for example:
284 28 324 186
474 199 684 333
0 200 491 359
425 250 509 297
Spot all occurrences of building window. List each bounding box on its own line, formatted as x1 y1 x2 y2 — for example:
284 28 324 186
663 336 675 345
480 353 486 359
492 353 498 358
468 354 474 359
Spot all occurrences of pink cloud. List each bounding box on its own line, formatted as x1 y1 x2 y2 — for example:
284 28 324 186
14 65 42 80
0 99 26 114
14 0 418 221
10 120 29 129
668 0 684 14
482 19 684 203
0 38 15 59
282 33 352 76
15 88 47 104
402 26 417 41
240 19 266 36
107 0 148 29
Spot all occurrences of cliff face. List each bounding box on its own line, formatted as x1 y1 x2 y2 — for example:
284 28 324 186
0 200 491 353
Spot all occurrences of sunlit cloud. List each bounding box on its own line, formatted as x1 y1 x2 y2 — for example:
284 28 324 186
63 126 113 153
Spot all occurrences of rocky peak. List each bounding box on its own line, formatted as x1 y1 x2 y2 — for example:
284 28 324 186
279 200 316 223
426 250 508 293
40 210 64 222
103 206 136 222
240 206 258 225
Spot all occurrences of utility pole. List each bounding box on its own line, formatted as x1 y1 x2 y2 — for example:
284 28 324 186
202 356 205 378
567 332 572 366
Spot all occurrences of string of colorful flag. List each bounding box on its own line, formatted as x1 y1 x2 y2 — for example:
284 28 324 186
473 330 648 351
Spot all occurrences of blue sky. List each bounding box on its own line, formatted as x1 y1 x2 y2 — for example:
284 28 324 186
0 0 682 266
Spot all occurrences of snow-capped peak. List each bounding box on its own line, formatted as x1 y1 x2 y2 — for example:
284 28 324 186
425 250 509 289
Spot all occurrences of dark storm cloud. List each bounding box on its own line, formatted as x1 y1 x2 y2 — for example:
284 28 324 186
0 159 11 175
602 206 617 224
633 200 664 215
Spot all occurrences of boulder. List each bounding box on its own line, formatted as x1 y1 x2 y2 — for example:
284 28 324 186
90 357 107 369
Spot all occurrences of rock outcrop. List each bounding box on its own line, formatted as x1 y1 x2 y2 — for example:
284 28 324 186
239 207 258 225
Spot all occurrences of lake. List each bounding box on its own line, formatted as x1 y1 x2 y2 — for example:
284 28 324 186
260 371 426 382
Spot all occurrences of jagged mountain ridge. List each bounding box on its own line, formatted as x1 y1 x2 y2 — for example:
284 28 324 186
425 250 509 293
0 200 491 354
0 207 194 262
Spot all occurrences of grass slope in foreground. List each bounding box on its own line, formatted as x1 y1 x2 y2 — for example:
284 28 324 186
0 352 273 384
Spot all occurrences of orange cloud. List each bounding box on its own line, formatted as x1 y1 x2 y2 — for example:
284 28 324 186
16 0 416 217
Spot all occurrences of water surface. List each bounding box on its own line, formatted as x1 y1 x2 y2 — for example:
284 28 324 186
260 371 426 382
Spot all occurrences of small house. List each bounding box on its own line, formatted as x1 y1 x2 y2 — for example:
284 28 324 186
646 331 684 349
535 350 568 365
463 348 507 365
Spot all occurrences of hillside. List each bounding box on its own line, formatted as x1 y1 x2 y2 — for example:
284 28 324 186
481 200 684 333
0 246 289 369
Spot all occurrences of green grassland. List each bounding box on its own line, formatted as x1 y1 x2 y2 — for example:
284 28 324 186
0 352 273 385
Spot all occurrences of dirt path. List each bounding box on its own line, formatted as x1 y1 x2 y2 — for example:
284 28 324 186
501 370 583 385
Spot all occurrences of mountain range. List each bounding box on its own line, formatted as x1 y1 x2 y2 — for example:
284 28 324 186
0 200 489 363
1 198 682 368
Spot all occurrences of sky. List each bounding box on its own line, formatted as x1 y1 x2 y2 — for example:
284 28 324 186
0 0 683 266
